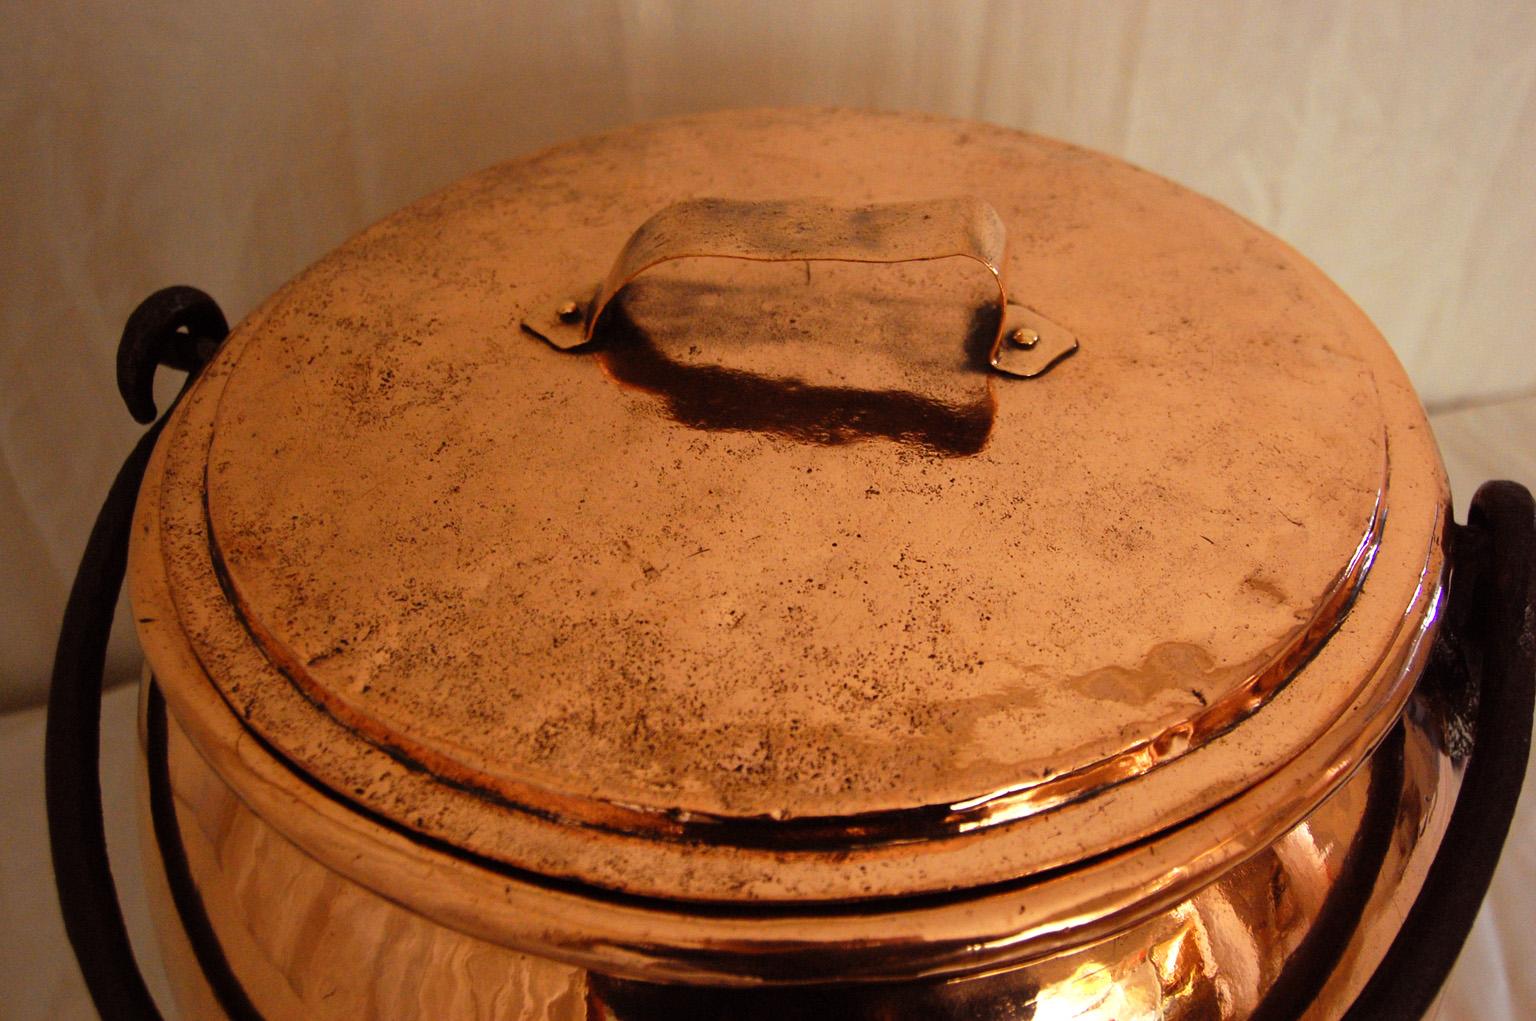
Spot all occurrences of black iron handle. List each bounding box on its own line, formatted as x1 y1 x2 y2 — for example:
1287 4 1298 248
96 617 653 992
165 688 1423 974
1343 481 1536 1019
46 287 230 1021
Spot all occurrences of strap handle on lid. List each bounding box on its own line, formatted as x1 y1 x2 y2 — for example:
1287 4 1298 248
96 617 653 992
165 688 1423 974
529 196 1079 379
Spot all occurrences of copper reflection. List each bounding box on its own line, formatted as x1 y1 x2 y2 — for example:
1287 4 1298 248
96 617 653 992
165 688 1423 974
141 681 1455 1020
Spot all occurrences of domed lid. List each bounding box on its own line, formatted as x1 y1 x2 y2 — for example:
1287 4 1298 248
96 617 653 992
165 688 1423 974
134 109 1446 908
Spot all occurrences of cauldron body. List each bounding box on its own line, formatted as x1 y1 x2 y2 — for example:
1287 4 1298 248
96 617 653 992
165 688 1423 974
136 665 1472 1018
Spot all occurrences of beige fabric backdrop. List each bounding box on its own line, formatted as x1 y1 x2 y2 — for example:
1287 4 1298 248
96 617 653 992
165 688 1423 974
3 0 1534 707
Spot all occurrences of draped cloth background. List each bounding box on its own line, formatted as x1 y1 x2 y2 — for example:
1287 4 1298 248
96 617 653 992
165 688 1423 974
2 2 1533 1017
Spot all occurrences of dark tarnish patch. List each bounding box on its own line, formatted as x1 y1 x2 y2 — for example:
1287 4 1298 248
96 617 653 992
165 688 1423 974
591 301 998 457
1245 573 1290 606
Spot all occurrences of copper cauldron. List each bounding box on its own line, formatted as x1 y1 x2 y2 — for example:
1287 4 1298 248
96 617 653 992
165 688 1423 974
46 109 1535 1020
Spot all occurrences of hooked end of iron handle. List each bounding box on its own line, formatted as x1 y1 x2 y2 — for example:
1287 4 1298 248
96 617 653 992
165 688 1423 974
117 286 230 424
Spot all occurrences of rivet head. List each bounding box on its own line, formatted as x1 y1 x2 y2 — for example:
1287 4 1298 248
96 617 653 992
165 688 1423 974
1010 327 1040 349
556 300 583 324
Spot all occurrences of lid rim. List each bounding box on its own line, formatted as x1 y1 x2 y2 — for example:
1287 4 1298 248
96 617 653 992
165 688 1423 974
132 278 1446 906
130 108 1451 910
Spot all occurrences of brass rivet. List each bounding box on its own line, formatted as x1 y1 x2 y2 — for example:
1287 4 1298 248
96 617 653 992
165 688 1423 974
1010 327 1040 349
556 300 583 324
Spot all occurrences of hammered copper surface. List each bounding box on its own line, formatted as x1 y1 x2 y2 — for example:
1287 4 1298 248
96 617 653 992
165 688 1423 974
131 110 1449 917
139 667 1465 1018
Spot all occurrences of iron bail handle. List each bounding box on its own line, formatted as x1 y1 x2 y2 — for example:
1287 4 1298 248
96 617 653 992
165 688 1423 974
532 196 1079 379
46 286 252 1021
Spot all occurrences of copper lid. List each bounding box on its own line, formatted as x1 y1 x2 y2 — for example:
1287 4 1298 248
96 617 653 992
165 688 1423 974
134 109 1447 911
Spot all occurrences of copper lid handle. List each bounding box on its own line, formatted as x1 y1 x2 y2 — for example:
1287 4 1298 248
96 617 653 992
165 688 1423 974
536 197 1078 379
